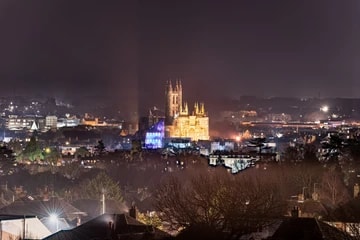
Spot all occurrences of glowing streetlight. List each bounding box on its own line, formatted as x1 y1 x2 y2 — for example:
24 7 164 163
49 213 59 232
320 105 329 113
235 135 241 151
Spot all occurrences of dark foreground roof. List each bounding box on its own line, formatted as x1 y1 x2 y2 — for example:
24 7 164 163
43 213 172 240
268 217 352 240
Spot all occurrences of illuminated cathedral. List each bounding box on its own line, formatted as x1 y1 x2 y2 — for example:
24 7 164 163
165 80 209 141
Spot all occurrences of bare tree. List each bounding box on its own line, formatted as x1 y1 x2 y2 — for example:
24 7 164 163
320 166 350 207
288 163 323 199
154 171 286 239
325 198 360 239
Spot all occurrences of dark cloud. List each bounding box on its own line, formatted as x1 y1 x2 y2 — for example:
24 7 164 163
138 0 360 113
0 0 137 113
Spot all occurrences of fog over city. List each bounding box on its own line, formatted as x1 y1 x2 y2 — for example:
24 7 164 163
0 1 358 113
0 1 358 240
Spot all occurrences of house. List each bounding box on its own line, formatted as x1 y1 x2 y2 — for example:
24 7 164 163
267 217 352 240
71 199 128 222
0 214 51 240
0 197 86 232
43 213 172 240
286 199 328 219
323 197 360 236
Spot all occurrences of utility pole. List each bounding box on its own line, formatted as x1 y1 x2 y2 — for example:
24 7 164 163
23 215 26 240
101 188 106 215
302 187 308 201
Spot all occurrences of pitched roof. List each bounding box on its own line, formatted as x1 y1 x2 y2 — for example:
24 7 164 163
0 214 37 221
269 217 352 240
300 201 328 216
71 199 128 220
0 197 86 221
323 197 360 222
43 213 172 240
0 214 52 239
287 200 328 218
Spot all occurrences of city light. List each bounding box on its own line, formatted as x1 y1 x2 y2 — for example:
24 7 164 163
320 105 329 113
49 213 58 223
49 213 59 232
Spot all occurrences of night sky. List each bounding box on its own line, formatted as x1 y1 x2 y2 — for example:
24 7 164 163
0 1 359 115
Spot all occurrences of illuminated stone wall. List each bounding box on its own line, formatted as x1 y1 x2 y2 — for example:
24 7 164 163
165 80 209 141
170 114 209 141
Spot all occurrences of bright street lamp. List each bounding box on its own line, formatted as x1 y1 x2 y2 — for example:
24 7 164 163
320 106 329 113
49 213 59 232
45 148 51 154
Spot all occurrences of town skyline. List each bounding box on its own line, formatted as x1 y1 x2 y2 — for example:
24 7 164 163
0 1 359 239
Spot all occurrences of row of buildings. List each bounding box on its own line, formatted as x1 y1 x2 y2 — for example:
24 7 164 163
4 114 125 133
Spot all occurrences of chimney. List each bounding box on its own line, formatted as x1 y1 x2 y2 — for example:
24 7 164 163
312 192 319 201
108 221 114 230
129 204 137 219
354 183 359 198
43 186 49 201
107 221 115 239
291 206 299 218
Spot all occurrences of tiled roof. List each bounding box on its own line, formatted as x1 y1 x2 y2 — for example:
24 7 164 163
288 200 328 218
0 197 86 221
71 199 128 220
43 213 172 240
269 217 352 240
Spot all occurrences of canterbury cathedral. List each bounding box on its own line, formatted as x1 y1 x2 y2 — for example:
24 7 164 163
165 80 209 141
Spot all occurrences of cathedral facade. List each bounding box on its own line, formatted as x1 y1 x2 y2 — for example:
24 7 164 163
165 80 209 141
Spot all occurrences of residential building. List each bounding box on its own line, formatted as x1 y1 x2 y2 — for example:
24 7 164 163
57 115 80 128
268 217 352 240
45 115 58 130
6 115 46 132
0 215 51 240
43 213 171 240
0 197 86 233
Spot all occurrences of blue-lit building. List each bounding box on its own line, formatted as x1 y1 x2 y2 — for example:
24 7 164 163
144 120 165 149
164 137 192 149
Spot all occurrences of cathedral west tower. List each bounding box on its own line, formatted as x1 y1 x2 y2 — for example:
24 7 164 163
165 79 182 125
